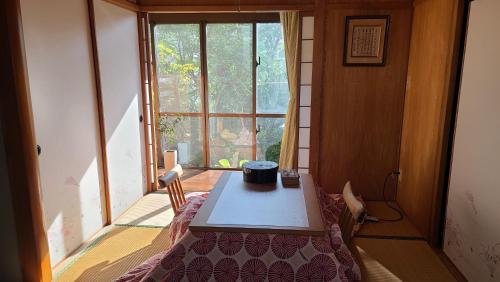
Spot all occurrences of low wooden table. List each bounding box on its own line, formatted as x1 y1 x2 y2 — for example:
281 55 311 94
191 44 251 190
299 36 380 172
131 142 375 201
189 171 325 236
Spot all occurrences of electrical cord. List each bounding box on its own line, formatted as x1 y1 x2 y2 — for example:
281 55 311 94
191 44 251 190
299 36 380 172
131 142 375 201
378 171 404 222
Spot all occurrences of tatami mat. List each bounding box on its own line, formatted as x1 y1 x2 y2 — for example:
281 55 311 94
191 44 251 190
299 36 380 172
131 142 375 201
55 226 170 282
113 192 174 228
358 201 423 238
53 180 455 282
351 238 457 282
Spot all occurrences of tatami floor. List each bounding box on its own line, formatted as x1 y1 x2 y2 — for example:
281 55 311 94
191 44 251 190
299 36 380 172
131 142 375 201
53 192 173 281
54 170 459 281
353 202 458 282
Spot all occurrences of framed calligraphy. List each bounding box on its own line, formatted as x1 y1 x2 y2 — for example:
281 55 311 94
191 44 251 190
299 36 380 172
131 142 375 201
343 16 389 66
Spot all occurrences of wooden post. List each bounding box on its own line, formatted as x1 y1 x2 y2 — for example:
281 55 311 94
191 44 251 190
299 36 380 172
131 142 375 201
137 13 153 193
309 0 326 182
0 0 52 280
87 0 112 225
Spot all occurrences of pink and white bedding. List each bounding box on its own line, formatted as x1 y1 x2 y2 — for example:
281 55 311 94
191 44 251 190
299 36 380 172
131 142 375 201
116 190 361 282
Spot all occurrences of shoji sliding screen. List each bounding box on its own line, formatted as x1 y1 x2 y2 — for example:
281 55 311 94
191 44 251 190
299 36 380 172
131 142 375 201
20 0 106 266
94 0 147 220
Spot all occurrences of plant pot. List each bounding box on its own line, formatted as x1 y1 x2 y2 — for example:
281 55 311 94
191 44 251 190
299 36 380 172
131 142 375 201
163 150 177 171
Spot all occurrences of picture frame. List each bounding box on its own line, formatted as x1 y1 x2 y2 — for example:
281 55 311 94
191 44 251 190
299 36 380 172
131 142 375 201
343 15 390 66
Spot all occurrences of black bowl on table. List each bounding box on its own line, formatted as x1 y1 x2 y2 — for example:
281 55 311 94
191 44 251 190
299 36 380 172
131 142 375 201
242 161 278 184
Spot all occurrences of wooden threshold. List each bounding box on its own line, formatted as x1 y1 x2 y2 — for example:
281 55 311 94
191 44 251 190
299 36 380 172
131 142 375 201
434 249 468 282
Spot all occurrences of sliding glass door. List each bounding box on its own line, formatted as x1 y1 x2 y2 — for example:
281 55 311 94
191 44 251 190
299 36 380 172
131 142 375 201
256 23 289 162
154 24 204 167
154 18 288 169
206 23 253 168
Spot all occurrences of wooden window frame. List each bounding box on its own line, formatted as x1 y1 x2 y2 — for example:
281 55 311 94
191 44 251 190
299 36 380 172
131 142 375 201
150 13 287 169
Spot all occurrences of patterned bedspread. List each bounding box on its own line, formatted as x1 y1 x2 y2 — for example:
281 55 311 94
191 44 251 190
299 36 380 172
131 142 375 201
116 190 361 282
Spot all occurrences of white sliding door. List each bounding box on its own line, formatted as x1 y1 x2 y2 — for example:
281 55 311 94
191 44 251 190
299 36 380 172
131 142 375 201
443 1 500 281
20 0 106 266
94 0 146 220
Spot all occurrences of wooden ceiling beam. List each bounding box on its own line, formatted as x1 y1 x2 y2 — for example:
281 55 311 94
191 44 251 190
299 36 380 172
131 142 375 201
326 0 412 9
104 0 412 13
103 0 140 12
140 4 314 12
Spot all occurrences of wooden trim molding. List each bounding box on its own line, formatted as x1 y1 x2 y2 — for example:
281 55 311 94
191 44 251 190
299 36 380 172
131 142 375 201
148 22 161 189
294 14 304 169
103 0 140 12
141 4 314 12
252 23 257 161
200 21 210 168
149 12 280 23
397 0 465 244
412 0 435 6
434 249 468 281
434 0 470 248
137 13 153 193
309 0 326 182
1 0 52 280
144 14 159 190
326 1 412 10
428 0 466 247
87 0 112 225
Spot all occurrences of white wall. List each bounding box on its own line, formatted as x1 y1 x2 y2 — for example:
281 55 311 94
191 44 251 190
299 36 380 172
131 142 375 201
94 0 146 220
443 0 500 281
0 129 23 279
20 0 106 266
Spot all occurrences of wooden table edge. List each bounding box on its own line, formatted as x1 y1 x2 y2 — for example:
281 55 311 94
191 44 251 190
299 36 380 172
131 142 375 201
189 171 326 236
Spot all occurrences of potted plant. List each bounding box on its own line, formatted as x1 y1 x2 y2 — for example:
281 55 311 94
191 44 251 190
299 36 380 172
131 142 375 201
265 141 281 163
159 116 181 170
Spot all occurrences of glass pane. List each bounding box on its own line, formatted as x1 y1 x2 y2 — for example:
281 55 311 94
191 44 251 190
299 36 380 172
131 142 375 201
155 24 202 113
256 117 285 162
209 117 253 168
160 116 203 167
256 23 289 114
206 24 253 114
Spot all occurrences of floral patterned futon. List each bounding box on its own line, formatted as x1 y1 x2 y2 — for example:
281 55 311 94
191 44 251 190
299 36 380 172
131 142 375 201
116 190 361 282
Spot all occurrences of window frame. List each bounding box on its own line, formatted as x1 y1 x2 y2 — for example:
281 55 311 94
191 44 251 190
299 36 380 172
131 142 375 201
150 13 287 169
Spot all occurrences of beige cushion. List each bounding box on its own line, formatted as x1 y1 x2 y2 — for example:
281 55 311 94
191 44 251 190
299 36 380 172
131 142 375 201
342 181 365 222
171 164 183 177
158 164 184 188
